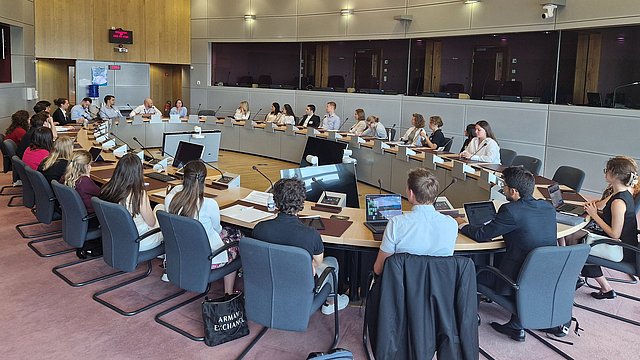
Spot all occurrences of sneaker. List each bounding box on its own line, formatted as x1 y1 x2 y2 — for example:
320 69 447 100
161 272 170 282
321 294 349 315
13 180 21 186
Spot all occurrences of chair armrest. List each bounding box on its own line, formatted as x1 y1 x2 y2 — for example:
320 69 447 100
208 240 240 260
314 266 337 295
589 238 640 253
81 213 97 222
476 265 519 291
135 227 162 243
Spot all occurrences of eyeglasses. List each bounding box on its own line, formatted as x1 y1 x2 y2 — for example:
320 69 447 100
603 168 608 174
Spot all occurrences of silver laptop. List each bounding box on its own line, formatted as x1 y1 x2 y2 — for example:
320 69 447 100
364 194 403 234
548 183 585 216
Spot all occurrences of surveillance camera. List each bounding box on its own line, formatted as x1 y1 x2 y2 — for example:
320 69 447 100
542 4 557 19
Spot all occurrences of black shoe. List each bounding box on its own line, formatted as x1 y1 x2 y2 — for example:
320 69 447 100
591 290 616 300
76 249 88 259
490 322 525 342
575 278 585 290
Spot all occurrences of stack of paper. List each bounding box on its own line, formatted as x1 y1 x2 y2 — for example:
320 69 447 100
220 204 273 223
242 190 271 206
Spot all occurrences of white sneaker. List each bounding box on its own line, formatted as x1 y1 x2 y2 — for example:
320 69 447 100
321 294 349 315
161 272 170 282
13 180 21 186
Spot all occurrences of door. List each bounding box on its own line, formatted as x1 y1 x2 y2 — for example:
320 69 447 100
354 48 381 90
470 46 508 99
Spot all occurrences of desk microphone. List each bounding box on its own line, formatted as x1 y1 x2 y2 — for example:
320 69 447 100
377 178 383 194
251 108 263 122
195 103 202 115
201 160 233 183
132 136 156 162
612 81 640 108
388 124 396 141
435 178 457 199
109 132 135 151
312 176 328 201
125 103 134 118
337 117 349 131
212 105 222 116
252 165 273 191
439 137 454 152
462 141 487 160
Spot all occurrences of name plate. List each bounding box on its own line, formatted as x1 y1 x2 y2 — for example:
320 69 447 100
395 145 416 161
423 152 445 170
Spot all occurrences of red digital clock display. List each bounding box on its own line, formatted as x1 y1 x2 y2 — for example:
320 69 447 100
109 29 133 44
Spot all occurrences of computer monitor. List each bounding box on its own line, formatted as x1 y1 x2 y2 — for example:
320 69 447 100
586 92 602 107
172 141 204 168
300 137 347 167
280 163 360 208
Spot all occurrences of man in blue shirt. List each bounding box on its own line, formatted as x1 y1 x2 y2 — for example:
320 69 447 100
373 167 458 275
70 97 93 124
321 101 341 130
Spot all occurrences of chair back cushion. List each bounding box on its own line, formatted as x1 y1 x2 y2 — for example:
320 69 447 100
552 166 586 192
51 181 89 248
239 237 316 331
516 244 590 328
91 197 142 272
11 156 35 208
499 148 517 167
156 211 215 293
24 166 56 224
512 155 542 175
1 137 14 173
443 137 454 152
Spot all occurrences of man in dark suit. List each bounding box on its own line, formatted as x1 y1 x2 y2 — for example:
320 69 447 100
298 104 321 128
456 166 557 342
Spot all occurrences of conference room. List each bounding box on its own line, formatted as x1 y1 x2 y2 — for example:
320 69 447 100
1 1 640 359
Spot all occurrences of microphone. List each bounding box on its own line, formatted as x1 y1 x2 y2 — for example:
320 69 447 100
126 103 134 118
462 141 487 160
132 136 156 162
312 176 328 201
438 137 454 152
388 124 396 141
337 117 349 131
212 105 221 116
109 132 134 151
195 103 202 115
250 108 263 121
435 178 457 200
252 165 273 191
612 81 640 108
201 160 233 184
377 178 383 194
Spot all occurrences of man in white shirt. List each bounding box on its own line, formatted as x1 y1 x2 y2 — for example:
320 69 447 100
129 98 162 118
321 101 341 130
373 167 458 275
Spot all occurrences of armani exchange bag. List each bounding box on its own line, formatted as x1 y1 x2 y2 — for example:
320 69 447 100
202 292 250 346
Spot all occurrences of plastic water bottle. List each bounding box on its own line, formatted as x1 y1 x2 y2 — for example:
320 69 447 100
267 194 275 212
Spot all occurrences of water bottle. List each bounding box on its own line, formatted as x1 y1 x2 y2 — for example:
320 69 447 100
267 194 276 212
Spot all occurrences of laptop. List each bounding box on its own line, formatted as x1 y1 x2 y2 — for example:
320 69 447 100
89 146 113 163
548 183 585 216
463 201 497 226
364 194 403 234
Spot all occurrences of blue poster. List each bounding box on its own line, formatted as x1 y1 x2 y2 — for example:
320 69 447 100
91 66 108 86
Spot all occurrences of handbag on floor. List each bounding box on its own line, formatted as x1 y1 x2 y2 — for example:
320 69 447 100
202 292 250 347
585 232 624 262
307 348 354 359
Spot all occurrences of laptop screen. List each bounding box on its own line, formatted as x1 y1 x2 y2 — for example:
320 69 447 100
463 201 497 226
89 147 102 161
365 194 402 222
548 183 564 208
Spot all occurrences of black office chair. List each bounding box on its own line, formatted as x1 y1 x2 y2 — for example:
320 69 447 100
552 166 586 193
327 75 345 89
385 128 396 141
236 237 339 358
50 181 123 287
478 244 590 357
512 155 542 175
443 137 454 152
11 156 34 211
443 83 465 93
257 74 272 86
237 75 253 85
197 110 216 117
91 198 186 316
499 148 518 167
1 139 21 205
500 80 523 97
22 166 70 257
154 211 242 341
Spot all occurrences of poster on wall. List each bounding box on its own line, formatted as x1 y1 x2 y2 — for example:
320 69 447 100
91 66 108 86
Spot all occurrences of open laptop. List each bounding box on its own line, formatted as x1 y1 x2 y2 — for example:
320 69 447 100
364 194 403 234
463 201 497 226
548 183 585 216
89 147 107 162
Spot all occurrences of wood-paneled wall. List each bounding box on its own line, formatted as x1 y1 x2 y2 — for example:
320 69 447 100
36 59 75 104
35 0 190 64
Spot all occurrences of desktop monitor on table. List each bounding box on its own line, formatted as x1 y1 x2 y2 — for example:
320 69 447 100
172 141 204 168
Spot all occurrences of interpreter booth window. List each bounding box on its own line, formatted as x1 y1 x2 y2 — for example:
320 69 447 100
301 40 409 95
408 31 559 103
0 23 11 83
211 42 300 89
556 25 640 109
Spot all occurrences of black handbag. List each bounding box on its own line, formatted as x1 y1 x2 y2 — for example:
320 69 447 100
202 292 250 347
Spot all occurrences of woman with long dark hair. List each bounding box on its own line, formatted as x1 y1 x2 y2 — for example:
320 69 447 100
5 110 30 145
165 160 241 294
99 153 162 251
265 102 283 123
23 127 53 170
460 120 501 163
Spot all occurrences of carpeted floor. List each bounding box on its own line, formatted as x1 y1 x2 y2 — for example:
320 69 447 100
1 171 639 359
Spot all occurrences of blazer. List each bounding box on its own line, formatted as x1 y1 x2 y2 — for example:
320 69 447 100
298 114 320 128
460 196 557 289
52 108 71 125
369 254 478 360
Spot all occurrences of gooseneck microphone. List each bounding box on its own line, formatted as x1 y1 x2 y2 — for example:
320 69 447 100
109 132 134 151
462 141 487 160
201 160 234 183
439 137 454 152
312 176 328 201
251 108 263 122
212 105 222 116
435 178 458 199
132 136 156 162
377 178 383 194
388 124 396 141
337 117 349 131
612 81 640 108
252 165 274 191
195 103 202 115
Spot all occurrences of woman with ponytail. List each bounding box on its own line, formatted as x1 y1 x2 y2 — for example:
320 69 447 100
165 160 241 294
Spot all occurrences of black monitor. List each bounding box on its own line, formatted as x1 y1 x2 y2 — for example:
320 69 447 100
172 141 204 168
280 163 360 208
587 92 602 107
300 137 347 167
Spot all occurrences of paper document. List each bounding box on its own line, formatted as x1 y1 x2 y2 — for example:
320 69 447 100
220 204 273 223
242 190 271 206
55 126 71 132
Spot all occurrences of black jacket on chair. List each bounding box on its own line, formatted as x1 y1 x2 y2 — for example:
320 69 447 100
460 195 557 293
298 114 320 128
370 254 478 360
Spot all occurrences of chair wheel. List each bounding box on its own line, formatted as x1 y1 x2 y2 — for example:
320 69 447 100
477 315 481 326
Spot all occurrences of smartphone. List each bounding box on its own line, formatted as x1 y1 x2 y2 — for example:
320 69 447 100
330 215 350 221
301 217 325 230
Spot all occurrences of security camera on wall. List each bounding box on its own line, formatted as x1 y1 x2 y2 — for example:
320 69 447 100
540 0 565 19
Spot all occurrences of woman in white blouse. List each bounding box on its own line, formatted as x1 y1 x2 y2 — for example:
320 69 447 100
165 160 241 294
399 113 427 146
265 102 283 123
460 120 501 164
349 108 367 134
277 104 297 126
233 100 250 120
